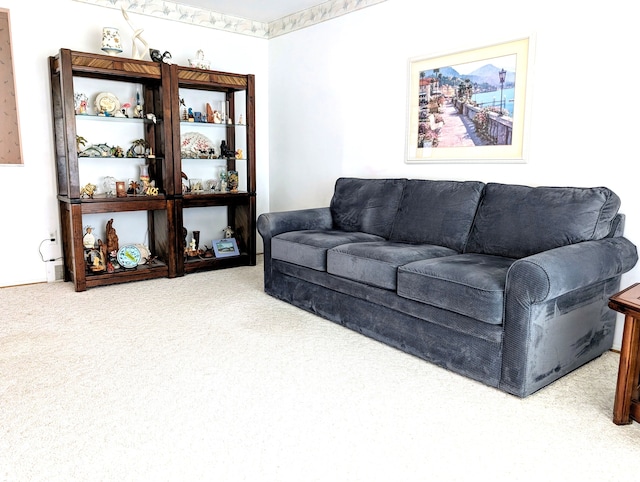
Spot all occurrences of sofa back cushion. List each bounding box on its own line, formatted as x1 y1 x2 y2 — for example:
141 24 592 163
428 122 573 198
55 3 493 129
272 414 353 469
464 183 621 258
330 178 407 238
389 179 485 251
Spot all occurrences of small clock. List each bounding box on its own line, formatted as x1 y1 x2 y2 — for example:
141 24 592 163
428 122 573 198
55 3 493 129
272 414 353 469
116 244 141 269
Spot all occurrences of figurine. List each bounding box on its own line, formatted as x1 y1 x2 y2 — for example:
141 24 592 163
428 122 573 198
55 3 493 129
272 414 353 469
219 169 227 192
133 89 144 118
149 48 172 64
74 93 88 115
121 6 150 60
188 49 210 69
129 138 148 158
102 176 117 197
80 183 97 198
220 140 234 158
180 98 188 121
105 218 119 256
90 240 106 272
150 49 162 62
76 135 87 154
227 170 239 192
83 226 95 248
223 226 234 239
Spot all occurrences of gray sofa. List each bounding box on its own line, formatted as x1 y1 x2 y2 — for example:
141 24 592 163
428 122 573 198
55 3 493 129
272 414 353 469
257 178 638 397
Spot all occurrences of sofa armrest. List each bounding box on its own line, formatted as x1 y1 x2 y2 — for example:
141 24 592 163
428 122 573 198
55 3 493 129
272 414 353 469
500 236 638 397
257 207 332 241
257 207 332 290
506 237 638 303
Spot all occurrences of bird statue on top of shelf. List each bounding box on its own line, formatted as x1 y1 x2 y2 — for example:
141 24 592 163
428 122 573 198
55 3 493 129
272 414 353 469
121 6 150 60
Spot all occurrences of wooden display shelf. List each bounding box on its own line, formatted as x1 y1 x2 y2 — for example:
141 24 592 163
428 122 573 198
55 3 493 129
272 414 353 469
50 47 256 290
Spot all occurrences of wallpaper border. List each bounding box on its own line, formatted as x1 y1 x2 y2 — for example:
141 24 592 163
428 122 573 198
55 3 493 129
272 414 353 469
73 0 387 39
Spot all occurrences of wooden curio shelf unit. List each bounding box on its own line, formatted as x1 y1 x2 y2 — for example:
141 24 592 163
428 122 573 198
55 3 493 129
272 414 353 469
49 48 256 291
170 64 256 275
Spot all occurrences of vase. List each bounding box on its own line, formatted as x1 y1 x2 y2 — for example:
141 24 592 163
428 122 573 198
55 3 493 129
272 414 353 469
101 27 122 56
139 164 149 182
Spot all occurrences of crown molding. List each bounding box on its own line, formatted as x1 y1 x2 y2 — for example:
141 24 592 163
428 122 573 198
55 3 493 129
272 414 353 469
73 0 386 39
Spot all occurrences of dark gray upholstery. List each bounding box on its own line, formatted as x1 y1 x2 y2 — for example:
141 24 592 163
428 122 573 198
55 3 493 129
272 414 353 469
464 182 622 258
397 254 515 325
258 178 638 397
272 229 383 271
327 241 457 290
390 179 484 251
330 178 406 238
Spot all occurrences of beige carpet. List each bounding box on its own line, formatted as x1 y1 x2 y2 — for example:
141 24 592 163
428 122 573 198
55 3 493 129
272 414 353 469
1 256 640 481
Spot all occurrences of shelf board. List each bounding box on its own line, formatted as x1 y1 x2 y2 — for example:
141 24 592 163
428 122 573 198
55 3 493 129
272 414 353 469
183 253 250 273
76 114 159 123
57 194 168 213
83 261 169 288
182 191 249 207
180 121 246 127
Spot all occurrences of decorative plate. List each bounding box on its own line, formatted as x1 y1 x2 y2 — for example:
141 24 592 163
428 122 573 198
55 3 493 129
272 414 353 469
180 132 215 158
78 143 113 157
116 244 141 269
94 92 120 115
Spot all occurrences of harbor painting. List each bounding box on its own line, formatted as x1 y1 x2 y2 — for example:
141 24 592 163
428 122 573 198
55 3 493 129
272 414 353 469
406 37 531 162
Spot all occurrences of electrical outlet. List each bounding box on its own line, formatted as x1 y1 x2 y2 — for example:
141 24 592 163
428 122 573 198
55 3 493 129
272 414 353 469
46 263 64 283
50 230 58 245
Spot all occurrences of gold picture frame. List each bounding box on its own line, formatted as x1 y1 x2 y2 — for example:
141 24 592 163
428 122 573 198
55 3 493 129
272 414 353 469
406 37 532 163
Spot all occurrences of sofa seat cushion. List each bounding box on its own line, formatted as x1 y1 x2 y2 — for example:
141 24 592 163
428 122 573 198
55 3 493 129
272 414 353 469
272 230 384 271
397 254 516 325
327 241 458 290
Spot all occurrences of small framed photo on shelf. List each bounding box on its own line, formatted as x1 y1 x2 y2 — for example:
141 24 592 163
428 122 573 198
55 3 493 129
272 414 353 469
212 238 239 257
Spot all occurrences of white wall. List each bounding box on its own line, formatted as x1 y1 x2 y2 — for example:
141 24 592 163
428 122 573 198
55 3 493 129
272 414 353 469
0 0 268 287
268 0 640 349
2 0 637 348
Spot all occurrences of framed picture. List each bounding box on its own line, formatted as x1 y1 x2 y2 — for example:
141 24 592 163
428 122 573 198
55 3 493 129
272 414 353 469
0 9 22 165
406 37 533 163
212 238 239 257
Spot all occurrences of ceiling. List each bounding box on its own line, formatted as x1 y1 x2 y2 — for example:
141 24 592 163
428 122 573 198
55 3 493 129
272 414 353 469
173 0 328 23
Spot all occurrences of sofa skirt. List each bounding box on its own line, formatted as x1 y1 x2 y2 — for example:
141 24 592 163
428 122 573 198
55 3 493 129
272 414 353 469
268 261 504 389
